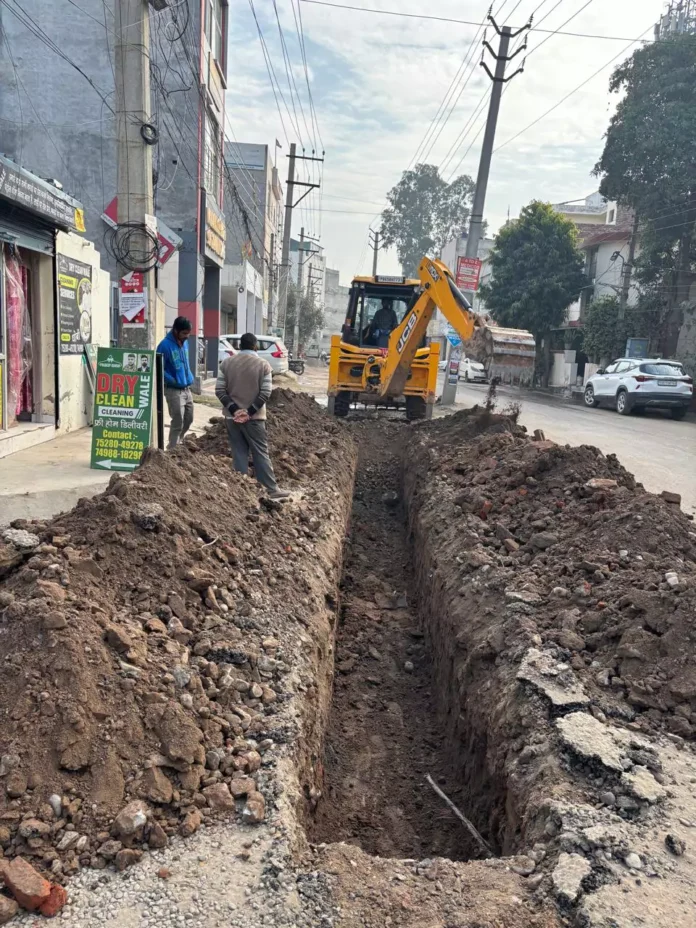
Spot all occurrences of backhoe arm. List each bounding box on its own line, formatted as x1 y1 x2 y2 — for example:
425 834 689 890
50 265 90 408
378 257 478 398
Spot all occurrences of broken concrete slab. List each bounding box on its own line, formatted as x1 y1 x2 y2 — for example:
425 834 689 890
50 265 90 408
555 712 625 772
518 649 590 708
621 768 666 804
552 852 591 905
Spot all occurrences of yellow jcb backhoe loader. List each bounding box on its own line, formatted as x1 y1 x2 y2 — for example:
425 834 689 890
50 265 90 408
327 257 536 420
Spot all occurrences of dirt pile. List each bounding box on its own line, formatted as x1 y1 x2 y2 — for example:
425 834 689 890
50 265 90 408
413 407 696 742
403 406 696 916
0 391 355 889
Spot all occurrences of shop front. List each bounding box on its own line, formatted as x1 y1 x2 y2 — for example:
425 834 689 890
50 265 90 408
0 156 109 456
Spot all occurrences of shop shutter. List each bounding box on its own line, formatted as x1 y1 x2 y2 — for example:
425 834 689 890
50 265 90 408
0 203 55 255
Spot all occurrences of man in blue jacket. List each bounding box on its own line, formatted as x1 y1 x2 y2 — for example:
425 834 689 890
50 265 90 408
157 316 195 448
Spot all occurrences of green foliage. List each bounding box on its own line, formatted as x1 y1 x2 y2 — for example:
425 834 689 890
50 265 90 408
380 164 475 277
583 294 671 363
478 201 586 339
594 35 696 332
582 296 626 362
285 282 325 350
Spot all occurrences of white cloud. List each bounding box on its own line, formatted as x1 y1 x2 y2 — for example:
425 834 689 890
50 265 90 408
227 0 663 281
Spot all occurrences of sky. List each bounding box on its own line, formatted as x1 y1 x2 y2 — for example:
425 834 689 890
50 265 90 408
226 0 665 282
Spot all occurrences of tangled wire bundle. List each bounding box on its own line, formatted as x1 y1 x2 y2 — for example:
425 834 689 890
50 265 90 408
104 221 160 272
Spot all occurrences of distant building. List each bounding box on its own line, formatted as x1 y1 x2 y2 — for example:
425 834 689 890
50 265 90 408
553 191 608 227
321 268 350 353
221 143 284 334
290 238 326 310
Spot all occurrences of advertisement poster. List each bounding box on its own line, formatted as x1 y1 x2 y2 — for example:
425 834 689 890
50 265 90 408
456 256 483 292
448 345 462 385
119 271 147 327
0 359 4 431
57 253 93 355
90 347 154 471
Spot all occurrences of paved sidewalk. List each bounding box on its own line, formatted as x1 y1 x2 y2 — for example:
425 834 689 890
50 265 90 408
0 404 218 528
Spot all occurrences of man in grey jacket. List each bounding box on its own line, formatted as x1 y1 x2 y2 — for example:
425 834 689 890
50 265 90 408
215 333 289 499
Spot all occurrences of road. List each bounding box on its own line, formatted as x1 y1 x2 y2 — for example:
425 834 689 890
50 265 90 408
449 381 696 515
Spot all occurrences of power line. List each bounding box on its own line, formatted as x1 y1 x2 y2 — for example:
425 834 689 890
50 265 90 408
298 0 652 41
494 24 655 153
1 0 116 114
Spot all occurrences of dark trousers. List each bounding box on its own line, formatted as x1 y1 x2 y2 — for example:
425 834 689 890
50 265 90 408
225 418 278 492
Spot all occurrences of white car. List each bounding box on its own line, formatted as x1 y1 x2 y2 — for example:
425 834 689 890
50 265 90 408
223 334 290 374
459 358 489 383
218 336 237 367
584 358 692 419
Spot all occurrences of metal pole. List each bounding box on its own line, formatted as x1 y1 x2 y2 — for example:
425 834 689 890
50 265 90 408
279 143 296 342
372 230 380 277
115 0 156 350
441 25 513 407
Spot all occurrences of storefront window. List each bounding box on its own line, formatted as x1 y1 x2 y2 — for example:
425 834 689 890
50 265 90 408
2 246 33 428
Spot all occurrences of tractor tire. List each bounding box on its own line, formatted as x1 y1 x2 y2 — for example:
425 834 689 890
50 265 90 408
406 396 427 421
332 391 351 418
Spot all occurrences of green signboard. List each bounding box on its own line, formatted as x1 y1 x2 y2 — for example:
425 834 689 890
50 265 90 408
90 347 155 472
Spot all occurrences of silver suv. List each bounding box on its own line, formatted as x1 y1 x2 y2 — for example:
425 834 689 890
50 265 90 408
584 358 692 419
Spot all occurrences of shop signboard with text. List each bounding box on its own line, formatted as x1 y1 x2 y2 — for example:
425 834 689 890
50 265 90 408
57 253 92 355
90 348 154 471
455 256 482 292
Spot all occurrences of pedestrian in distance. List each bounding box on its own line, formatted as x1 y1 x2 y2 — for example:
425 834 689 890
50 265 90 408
215 333 289 499
157 316 195 449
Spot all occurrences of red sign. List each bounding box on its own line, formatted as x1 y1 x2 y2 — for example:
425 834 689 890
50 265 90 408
456 256 483 291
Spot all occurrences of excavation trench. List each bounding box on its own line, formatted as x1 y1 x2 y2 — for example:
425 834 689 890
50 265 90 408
309 421 511 863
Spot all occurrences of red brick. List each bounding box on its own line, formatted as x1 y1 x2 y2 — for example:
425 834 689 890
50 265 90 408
39 883 68 917
0 857 51 911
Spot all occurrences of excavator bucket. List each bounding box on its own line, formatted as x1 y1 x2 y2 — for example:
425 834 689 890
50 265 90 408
468 325 537 387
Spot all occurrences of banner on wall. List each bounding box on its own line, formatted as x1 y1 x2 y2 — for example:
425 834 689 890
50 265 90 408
57 253 93 355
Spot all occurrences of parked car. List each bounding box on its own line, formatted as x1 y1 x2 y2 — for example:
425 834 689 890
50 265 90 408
584 358 692 419
218 336 238 367
224 334 289 374
459 358 489 383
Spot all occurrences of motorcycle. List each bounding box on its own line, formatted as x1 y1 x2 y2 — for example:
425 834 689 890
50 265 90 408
289 353 306 376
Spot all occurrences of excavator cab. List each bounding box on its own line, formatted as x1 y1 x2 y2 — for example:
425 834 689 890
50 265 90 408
328 275 439 420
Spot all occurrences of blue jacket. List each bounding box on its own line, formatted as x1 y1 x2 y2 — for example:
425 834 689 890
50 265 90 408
158 330 194 389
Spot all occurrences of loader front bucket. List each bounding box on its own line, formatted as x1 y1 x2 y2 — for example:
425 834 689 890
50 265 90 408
468 325 537 387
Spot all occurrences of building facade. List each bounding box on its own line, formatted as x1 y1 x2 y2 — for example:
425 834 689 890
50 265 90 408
222 142 284 335
0 0 229 373
0 158 110 456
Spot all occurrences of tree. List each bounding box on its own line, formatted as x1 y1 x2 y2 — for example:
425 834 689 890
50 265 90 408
285 282 325 352
478 202 586 385
594 35 696 355
380 164 475 277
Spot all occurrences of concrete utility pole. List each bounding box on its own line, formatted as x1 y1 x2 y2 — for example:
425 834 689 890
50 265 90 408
279 144 296 341
619 213 640 320
115 0 157 350
293 227 305 354
441 13 529 406
278 145 324 342
370 229 381 277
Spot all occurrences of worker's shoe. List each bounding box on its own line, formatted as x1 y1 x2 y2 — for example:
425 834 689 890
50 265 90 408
269 489 291 500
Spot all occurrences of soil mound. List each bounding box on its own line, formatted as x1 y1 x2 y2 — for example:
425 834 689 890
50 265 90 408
0 392 353 882
414 407 696 742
